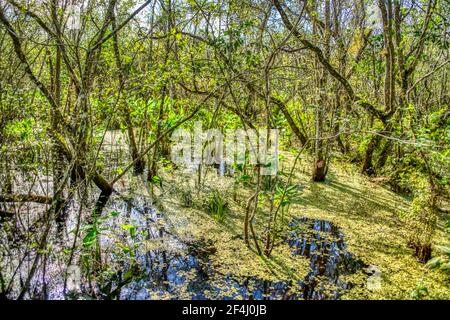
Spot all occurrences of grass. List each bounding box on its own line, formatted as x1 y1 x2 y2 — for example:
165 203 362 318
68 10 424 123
206 189 228 222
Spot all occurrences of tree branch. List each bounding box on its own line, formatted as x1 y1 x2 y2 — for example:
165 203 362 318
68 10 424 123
0 194 53 204
272 0 386 122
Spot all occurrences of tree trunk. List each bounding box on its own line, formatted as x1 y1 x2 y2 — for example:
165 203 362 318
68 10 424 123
361 134 381 176
111 12 145 175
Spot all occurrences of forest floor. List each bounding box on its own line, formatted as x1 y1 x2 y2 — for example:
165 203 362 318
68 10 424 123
131 149 450 300
4 135 448 300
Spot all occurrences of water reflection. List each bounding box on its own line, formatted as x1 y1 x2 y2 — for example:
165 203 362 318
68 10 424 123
1 191 363 300
101 201 364 300
287 218 365 299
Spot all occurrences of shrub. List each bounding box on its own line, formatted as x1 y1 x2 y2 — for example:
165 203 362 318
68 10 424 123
206 189 228 222
405 186 437 263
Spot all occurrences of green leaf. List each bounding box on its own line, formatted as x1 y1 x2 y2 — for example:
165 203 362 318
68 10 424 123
436 245 450 255
426 257 443 269
121 224 136 239
151 175 162 185
110 210 120 217
83 229 97 247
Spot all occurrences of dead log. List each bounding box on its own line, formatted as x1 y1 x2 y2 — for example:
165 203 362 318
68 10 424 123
0 194 53 204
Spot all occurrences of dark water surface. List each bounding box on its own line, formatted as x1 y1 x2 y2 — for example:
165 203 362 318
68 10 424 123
98 197 365 300
0 191 364 300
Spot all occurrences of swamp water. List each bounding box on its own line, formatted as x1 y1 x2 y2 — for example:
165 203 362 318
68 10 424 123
0 191 364 300
0 162 365 300
70 195 364 299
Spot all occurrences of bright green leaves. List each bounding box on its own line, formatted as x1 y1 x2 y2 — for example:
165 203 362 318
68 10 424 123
82 211 121 249
120 224 137 240
4 118 36 141
82 223 98 247
150 175 162 187
274 184 299 208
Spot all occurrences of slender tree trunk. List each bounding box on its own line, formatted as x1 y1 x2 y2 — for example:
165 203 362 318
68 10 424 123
312 0 330 182
111 12 145 175
49 1 66 221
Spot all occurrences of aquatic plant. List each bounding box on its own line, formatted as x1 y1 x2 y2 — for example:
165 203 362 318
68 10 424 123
206 189 229 222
